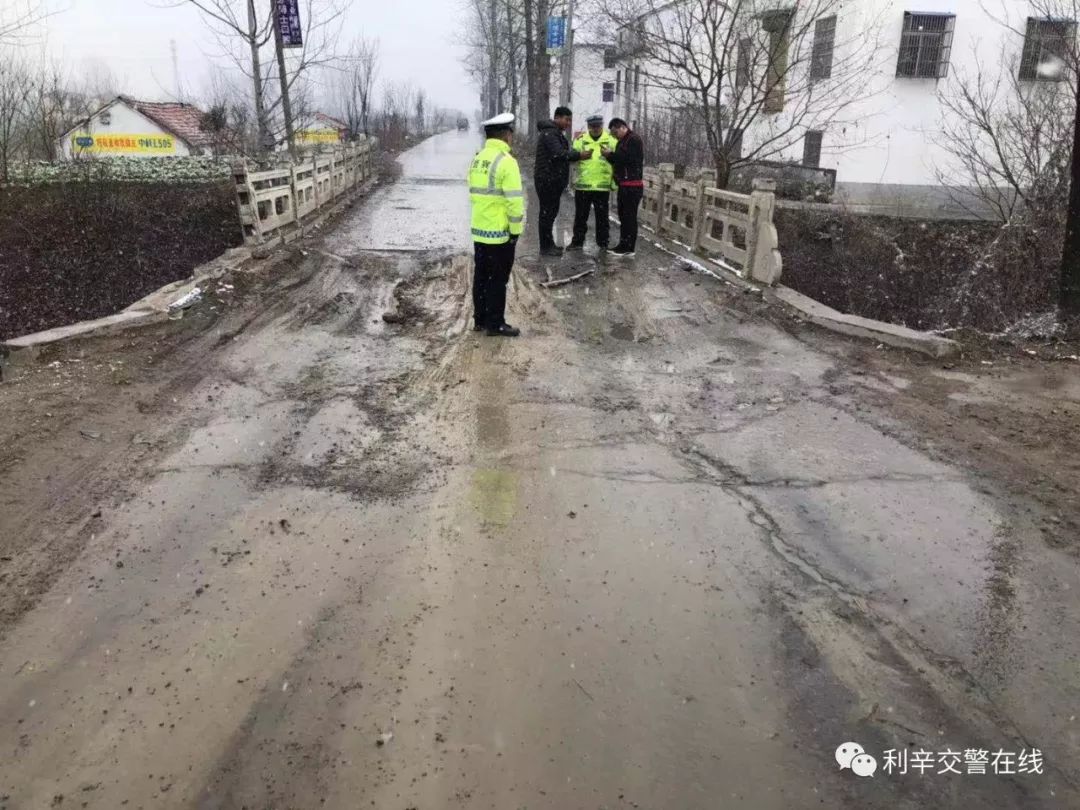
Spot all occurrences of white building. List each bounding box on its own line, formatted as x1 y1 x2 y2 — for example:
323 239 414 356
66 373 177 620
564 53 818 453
612 0 1075 216
551 42 620 134
59 96 218 159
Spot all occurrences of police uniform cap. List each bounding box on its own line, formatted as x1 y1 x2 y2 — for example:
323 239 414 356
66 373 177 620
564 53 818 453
482 112 515 133
586 114 604 125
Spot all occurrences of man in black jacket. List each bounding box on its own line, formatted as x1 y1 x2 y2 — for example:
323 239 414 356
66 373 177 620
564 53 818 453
602 118 645 258
533 106 581 256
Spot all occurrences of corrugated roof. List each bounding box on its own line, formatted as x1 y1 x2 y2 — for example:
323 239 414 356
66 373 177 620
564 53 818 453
121 96 214 148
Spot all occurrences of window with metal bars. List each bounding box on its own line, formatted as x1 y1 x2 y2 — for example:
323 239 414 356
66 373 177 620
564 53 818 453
602 82 615 102
895 12 955 78
802 130 823 168
811 16 837 80
1019 17 1076 81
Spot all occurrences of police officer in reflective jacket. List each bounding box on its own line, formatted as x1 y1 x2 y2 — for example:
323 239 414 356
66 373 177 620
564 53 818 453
468 113 525 337
568 114 618 251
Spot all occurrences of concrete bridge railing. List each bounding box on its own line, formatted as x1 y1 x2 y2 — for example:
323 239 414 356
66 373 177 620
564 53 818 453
232 138 378 246
642 163 782 285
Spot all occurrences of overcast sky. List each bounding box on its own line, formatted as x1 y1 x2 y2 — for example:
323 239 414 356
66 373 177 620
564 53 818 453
41 0 478 113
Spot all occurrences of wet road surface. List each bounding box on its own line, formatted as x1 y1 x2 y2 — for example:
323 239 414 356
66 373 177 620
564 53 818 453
2 130 1079 808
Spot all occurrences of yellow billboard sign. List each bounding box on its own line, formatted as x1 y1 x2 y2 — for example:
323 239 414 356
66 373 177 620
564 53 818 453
71 133 177 154
296 129 342 145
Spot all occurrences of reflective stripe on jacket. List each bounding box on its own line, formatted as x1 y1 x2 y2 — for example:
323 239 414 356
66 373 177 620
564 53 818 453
468 138 525 244
571 130 618 191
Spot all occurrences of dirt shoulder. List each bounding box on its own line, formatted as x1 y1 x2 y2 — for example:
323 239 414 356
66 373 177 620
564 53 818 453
753 299 1080 550
0 152 401 639
0 249 317 636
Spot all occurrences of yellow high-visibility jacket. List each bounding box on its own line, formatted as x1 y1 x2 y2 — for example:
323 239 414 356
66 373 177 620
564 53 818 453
468 138 525 244
571 130 618 191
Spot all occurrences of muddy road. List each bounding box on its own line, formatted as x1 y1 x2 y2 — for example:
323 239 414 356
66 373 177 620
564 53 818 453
2 131 1079 809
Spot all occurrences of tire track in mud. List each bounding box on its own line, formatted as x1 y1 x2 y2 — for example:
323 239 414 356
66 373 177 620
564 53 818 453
0 228 491 807
183 245 489 806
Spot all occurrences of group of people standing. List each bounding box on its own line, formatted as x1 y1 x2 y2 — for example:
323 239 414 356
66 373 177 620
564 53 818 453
467 107 645 338
534 107 645 258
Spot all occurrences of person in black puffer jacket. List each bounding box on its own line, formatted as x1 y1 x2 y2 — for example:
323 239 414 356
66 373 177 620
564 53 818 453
533 107 582 255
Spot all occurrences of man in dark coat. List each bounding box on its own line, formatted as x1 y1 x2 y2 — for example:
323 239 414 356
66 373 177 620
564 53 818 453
602 118 645 258
533 106 581 256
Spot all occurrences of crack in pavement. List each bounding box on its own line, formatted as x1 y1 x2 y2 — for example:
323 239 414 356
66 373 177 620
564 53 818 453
735 472 968 489
676 443 1054 775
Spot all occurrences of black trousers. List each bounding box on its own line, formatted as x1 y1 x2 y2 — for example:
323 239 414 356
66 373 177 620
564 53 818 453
616 186 644 251
536 183 565 250
571 190 610 248
473 240 516 328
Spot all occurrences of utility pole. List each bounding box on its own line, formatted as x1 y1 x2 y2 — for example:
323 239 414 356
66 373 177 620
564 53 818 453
271 3 297 158
559 0 575 106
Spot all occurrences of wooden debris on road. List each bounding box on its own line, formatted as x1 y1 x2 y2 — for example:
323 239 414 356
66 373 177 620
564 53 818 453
541 267 596 288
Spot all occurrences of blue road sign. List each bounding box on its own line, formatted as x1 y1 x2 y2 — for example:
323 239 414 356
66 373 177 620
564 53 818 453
547 16 566 52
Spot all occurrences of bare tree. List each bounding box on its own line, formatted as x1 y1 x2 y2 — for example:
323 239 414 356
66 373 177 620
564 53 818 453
80 58 121 104
0 51 31 182
461 0 530 122
169 0 275 152
501 0 524 121
261 0 348 149
523 0 552 129
373 80 411 150
26 61 92 161
334 33 379 137
200 68 260 154
597 0 882 189
428 106 456 132
938 0 1080 316
0 0 57 45
459 0 563 135
414 88 426 136
171 1 346 156
198 76 257 155
937 52 1073 222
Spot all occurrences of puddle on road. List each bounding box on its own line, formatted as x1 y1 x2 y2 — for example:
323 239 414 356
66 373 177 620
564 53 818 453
469 468 518 527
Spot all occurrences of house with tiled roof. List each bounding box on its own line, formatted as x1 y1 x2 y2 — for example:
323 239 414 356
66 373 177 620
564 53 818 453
294 112 349 148
58 96 221 159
